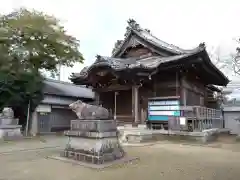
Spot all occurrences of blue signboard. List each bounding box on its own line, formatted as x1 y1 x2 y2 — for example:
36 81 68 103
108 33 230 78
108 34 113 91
148 98 180 121
148 115 169 121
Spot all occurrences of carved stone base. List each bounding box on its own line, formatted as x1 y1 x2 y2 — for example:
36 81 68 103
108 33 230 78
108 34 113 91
50 155 138 169
70 119 117 132
62 119 125 165
0 125 23 141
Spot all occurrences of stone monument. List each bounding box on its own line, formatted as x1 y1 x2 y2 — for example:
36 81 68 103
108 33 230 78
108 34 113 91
0 107 22 140
55 100 132 167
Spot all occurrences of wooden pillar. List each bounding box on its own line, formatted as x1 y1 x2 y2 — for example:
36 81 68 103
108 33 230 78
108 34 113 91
95 92 100 105
175 71 179 96
153 80 157 96
181 77 187 106
114 91 118 120
182 88 187 106
132 86 139 125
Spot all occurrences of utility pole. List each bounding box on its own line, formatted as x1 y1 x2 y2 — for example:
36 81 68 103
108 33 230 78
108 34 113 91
57 65 61 81
25 100 31 136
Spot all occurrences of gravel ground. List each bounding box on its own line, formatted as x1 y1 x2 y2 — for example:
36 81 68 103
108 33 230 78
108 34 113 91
0 141 240 180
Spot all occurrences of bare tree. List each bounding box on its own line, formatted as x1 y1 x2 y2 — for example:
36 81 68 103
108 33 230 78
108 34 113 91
208 46 232 72
232 38 240 75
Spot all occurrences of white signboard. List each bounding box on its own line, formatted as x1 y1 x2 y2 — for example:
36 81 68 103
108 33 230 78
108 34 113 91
149 111 180 116
149 105 180 111
36 104 51 113
180 117 186 125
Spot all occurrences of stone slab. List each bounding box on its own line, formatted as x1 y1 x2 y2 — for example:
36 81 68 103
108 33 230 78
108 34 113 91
119 128 221 144
64 130 117 138
71 120 117 132
0 125 22 129
48 155 139 169
121 142 156 147
0 126 22 141
137 124 147 129
0 118 19 126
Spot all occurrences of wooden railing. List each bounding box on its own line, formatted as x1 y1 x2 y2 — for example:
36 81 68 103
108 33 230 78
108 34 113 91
182 106 223 131
114 106 223 132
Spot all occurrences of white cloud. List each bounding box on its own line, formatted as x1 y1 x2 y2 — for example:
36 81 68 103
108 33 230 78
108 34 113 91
1 0 240 81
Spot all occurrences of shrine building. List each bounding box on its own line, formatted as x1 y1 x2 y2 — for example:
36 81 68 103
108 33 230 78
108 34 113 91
70 19 229 130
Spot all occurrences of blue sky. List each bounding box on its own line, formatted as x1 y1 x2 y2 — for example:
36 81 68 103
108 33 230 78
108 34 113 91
1 0 240 81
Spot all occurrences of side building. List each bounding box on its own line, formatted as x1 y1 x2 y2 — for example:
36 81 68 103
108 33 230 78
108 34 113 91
70 20 228 130
222 81 240 134
30 78 95 135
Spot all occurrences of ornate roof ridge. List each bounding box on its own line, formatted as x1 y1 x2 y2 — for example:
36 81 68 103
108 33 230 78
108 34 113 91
112 19 205 57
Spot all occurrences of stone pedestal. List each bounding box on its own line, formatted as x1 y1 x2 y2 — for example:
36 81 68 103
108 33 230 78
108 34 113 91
0 118 22 140
61 120 125 164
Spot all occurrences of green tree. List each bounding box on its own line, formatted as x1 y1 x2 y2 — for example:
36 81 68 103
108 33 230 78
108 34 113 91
0 8 84 74
0 8 84 127
0 69 44 127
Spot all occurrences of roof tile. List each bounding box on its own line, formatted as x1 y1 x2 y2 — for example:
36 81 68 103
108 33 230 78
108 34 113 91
43 79 94 99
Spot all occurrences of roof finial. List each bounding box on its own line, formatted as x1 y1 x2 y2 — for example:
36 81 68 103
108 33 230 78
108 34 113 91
145 29 151 33
96 54 102 60
127 18 141 31
199 42 206 48
236 47 240 53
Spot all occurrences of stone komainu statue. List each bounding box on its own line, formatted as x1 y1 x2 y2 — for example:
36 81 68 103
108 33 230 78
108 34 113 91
69 100 109 120
0 107 14 118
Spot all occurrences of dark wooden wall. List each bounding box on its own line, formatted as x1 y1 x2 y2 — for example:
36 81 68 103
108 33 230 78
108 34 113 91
99 91 114 111
99 90 133 123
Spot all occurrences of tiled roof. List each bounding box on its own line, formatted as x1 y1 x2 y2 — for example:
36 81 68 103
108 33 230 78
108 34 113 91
133 29 186 54
71 47 203 80
43 79 94 99
42 95 78 106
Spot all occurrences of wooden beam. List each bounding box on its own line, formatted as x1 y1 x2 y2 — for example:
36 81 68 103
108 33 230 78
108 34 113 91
94 84 132 92
154 81 180 89
181 78 204 96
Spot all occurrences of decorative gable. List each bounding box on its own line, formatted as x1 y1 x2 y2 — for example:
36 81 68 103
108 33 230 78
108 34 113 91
118 36 154 58
123 46 153 58
112 19 188 59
